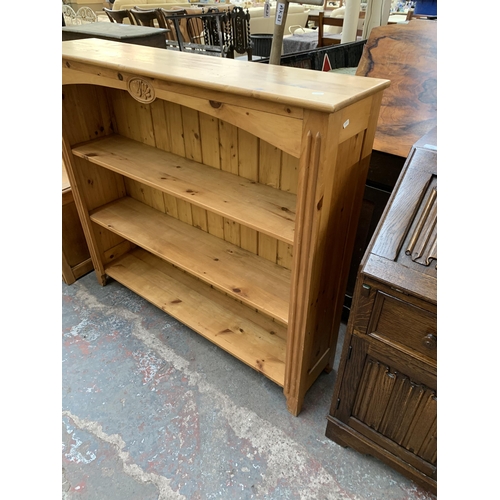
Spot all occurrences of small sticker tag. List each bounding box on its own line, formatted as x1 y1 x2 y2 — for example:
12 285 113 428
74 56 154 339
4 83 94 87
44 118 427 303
343 119 350 129
276 2 285 25
264 0 270 18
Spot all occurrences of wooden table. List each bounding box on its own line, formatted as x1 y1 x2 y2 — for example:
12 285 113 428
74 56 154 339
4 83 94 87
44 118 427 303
62 23 169 49
355 20 437 158
283 32 321 54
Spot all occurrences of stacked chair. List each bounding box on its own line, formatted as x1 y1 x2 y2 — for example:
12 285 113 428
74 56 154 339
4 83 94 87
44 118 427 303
102 5 254 58
104 7 136 24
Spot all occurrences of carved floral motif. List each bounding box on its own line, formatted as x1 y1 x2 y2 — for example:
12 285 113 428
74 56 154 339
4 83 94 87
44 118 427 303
127 77 155 104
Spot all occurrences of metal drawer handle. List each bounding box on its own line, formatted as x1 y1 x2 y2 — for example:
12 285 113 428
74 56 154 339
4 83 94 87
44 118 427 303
422 333 437 349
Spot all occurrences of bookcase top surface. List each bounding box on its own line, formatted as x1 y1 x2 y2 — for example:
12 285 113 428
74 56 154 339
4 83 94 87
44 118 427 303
62 38 389 114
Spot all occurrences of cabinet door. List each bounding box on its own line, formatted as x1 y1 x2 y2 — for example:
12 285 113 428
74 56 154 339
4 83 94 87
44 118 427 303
332 335 437 479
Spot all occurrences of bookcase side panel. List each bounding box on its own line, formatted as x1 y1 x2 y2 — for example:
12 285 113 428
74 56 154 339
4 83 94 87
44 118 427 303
284 94 384 415
303 96 382 389
63 83 127 283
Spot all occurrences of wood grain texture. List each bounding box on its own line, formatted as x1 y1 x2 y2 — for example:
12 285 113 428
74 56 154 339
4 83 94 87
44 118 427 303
106 248 287 385
72 134 297 245
356 20 437 157
326 417 436 493
62 38 389 114
62 175 93 284
326 132 437 491
90 196 291 324
62 45 387 415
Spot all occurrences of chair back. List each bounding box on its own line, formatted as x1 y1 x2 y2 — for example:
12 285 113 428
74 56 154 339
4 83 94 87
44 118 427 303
62 5 78 25
76 6 98 24
201 8 227 48
226 7 252 60
158 9 189 43
130 7 162 28
104 8 136 25
317 10 365 47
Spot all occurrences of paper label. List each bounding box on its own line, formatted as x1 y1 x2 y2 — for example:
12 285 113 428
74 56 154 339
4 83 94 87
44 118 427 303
275 2 285 25
264 0 270 18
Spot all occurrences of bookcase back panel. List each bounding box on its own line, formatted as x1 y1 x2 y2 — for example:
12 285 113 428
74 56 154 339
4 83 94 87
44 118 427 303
123 177 293 269
62 84 114 146
106 88 299 193
103 88 298 268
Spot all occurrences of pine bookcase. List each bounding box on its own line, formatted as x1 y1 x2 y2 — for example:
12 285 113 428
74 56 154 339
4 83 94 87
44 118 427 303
62 38 389 415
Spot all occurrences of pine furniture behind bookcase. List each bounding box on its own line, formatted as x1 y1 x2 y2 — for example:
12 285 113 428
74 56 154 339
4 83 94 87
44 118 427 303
62 38 389 415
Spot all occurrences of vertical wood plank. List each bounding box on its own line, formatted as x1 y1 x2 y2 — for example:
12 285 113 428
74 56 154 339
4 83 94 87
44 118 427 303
136 101 156 146
150 99 170 153
163 193 179 219
107 89 130 139
224 218 240 245
196 111 218 231
280 152 300 194
125 178 165 213
207 212 225 238
219 120 239 175
182 107 202 162
258 233 278 264
240 226 258 254
277 241 293 270
259 139 282 188
116 94 155 146
363 364 397 430
165 101 186 157
192 206 208 232
417 410 437 464
207 115 225 234
238 129 259 181
276 145 296 271
176 199 193 225
199 112 220 169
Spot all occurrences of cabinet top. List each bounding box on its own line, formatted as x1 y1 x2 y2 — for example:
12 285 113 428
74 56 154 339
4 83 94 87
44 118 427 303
363 132 437 304
62 38 389 114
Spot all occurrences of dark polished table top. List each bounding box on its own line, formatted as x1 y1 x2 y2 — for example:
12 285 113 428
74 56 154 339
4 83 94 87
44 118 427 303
355 20 437 158
62 22 169 41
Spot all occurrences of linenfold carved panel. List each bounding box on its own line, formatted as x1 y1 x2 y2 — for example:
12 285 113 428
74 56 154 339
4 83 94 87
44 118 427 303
406 187 437 267
352 358 437 465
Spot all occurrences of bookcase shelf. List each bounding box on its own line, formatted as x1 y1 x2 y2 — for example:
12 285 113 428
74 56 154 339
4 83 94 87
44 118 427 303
90 196 291 325
73 134 297 245
106 248 288 386
62 39 388 415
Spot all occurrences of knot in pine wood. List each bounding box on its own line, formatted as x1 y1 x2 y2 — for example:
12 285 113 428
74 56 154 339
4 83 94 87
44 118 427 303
209 100 222 109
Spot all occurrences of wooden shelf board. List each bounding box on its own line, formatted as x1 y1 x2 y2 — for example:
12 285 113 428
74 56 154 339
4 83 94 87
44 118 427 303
73 134 297 245
91 196 291 325
106 248 287 386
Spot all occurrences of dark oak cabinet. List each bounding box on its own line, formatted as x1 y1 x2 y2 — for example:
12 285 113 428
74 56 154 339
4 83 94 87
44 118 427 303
343 20 437 318
326 129 437 494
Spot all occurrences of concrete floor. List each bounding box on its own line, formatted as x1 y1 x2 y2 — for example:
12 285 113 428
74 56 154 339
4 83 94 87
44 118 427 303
62 272 437 500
